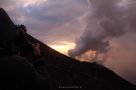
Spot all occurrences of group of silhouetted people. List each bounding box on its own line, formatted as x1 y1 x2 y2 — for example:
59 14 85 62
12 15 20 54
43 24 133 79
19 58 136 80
0 8 51 90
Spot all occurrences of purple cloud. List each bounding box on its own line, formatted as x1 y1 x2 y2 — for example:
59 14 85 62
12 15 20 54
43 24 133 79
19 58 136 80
0 0 88 44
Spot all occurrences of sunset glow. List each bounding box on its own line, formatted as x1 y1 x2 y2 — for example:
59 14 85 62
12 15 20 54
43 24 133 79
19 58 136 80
50 42 75 55
75 50 97 62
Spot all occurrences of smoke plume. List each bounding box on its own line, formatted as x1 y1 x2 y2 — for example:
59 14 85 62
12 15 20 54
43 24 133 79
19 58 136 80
68 0 136 59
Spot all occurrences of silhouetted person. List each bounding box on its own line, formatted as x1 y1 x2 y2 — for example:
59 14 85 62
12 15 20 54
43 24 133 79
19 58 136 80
20 42 34 62
20 41 42 63
0 8 50 90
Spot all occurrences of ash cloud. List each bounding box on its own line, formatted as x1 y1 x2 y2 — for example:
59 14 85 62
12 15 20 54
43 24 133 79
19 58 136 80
68 0 136 58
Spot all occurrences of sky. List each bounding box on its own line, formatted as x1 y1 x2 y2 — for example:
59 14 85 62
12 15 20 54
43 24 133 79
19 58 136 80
0 0 88 55
1 0 136 85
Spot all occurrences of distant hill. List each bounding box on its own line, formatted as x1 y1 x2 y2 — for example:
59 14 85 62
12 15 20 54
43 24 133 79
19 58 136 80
27 34 136 90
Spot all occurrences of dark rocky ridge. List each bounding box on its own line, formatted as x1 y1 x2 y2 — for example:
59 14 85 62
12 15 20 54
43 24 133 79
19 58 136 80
0 8 136 90
27 34 136 90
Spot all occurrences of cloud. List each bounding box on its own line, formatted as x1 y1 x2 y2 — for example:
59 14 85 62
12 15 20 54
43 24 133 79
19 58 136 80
68 0 136 85
68 0 136 57
0 0 88 45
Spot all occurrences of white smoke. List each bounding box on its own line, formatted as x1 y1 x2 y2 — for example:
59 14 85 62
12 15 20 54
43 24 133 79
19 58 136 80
68 0 136 59
68 0 136 85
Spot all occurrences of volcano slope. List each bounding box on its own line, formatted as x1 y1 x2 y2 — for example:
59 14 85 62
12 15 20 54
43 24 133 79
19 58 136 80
26 34 136 90
0 8 136 90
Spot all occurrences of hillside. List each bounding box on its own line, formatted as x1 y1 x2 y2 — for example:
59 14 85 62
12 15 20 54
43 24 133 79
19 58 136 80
0 8 136 90
27 34 136 90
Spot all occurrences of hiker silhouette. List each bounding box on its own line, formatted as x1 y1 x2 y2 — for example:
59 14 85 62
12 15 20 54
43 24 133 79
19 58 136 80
0 8 50 90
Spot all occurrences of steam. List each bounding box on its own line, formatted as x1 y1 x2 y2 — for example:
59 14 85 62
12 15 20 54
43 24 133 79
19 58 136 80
68 0 136 60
